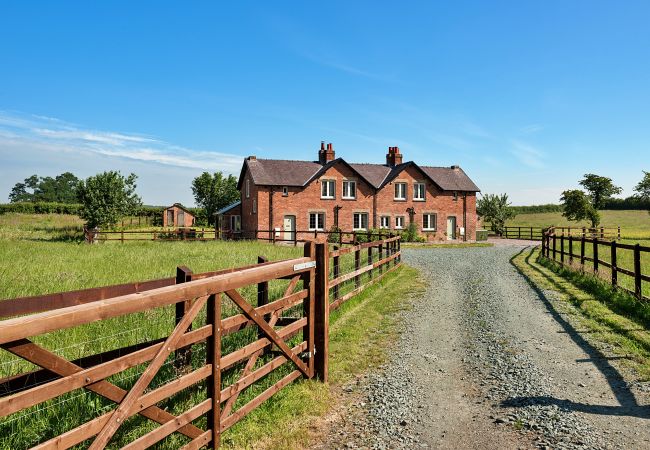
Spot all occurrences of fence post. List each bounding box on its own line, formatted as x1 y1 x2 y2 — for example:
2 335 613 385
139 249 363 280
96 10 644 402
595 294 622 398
618 226 621 240
552 235 557 260
593 239 599 273
582 227 586 238
294 230 298 247
635 244 642 299
397 236 401 263
580 237 585 268
257 256 269 343
120 229 124 244
367 243 373 280
314 243 329 381
611 241 618 287
518 227 521 239
206 292 221 449
379 237 384 274
333 245 340 300
354 245 361 288
175 266 193 370
568 236 573 264
560 235 565 263
530 227 533 240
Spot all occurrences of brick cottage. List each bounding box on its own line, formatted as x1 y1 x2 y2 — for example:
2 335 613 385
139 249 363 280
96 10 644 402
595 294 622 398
219 142 480 242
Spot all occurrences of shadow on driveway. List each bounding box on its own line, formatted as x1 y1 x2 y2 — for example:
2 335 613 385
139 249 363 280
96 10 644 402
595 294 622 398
503 247 650 419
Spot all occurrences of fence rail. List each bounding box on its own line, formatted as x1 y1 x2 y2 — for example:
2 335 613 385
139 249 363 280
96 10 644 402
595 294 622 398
0 236 401 449
541 227 648 301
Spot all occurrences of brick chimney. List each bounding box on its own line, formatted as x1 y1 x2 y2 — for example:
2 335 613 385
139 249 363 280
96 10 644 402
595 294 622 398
386 146 403 166
319 141 335 164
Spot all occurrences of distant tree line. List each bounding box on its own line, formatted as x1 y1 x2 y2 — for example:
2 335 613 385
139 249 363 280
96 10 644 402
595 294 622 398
5 170 240 229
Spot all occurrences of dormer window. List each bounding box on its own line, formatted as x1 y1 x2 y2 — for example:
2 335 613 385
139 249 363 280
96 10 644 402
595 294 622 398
321 179 335 199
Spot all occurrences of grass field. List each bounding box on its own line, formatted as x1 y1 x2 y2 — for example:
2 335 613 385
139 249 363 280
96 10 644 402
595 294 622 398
0 213 412 448
507 209 650 240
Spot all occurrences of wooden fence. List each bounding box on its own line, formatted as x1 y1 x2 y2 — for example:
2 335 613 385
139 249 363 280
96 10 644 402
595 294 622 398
88 227 220 243
501 227 546 241
541 228 648 301
502 226 621 242
0 237 401 449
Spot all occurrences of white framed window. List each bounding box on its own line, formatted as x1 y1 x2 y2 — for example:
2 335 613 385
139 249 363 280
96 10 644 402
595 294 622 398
414 182 426 201
423 213 437 231
230 215 241 232
395 216 405 229
246 179 250 198
380 216 390 229
309 212 325 231
252 200 257 214
353 212 369 230
321 179 335 199
394 182 407 200
282 186 289 197
342 180 356 199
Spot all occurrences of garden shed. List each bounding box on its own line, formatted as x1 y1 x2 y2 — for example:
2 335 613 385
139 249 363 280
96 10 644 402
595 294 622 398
163 203 195 227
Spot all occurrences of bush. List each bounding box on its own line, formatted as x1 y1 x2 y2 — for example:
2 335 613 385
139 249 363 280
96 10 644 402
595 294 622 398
327 226 342 244
400 222 425 242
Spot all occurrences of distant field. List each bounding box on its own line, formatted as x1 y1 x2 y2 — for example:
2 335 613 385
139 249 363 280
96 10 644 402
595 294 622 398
507 210 650 240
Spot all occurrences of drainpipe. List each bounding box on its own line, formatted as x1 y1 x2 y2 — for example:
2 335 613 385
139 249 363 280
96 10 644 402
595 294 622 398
372 189 378 228
269 187 274 240
463 193 467 242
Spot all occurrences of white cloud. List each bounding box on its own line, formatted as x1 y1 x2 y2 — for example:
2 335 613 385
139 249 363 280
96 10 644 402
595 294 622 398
510 139 546 168
520 124 545 134
0 111 244 173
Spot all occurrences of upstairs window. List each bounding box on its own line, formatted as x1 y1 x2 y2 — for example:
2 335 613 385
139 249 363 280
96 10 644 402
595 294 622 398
453 191 459 201
321 180 335 199
282 186 289 196
309 212 325 231
246 179 250 198
423 213 437 231
394 182 407 200
414 182 426 201
380 216 390 229
395 216 405 229
353 212 369 230
252 200 257 214
342 180 356 199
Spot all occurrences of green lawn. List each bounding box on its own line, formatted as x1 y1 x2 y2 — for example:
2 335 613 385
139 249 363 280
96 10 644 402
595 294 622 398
506 209 650 240
0 213 413 449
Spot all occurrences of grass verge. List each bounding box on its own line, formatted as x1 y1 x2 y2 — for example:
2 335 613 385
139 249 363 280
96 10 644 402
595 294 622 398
511 246 650 380
220 264 423 449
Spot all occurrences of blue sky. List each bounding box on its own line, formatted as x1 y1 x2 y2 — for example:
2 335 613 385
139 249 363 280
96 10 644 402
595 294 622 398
1 1 649 206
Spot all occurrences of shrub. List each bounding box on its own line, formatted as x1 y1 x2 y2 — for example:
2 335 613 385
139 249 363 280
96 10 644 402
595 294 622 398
327 225 342 244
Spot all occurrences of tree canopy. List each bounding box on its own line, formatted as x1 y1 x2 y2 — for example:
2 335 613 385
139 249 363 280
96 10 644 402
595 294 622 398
191 172 239 225
9 172 79 203
579 173 622 210
476 193 515 235
76 171 141 228
560 189 600 227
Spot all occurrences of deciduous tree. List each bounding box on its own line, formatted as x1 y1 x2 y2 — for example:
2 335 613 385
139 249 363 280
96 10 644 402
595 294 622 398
579 173 622 210
476 193 515 235
76 171 141 228
8 172 79 203
634 171 650 215
191 172 239 225
560 189 600 227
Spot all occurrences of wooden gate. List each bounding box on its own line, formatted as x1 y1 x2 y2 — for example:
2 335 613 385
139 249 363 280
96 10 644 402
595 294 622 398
0 246 319 449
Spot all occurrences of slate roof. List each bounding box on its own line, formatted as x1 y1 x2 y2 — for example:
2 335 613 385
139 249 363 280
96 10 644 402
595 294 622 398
215 200 241 215
239 157 479 192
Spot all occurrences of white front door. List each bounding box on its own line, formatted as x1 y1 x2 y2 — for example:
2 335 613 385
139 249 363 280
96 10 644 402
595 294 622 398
447 216 456 240
283 215 296 240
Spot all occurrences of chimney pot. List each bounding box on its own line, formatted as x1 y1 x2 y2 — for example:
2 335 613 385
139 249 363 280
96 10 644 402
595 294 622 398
248 155 257 160
320 141 325 151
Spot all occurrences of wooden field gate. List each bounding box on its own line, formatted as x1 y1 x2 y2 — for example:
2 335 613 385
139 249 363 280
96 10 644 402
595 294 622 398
0 237 401 449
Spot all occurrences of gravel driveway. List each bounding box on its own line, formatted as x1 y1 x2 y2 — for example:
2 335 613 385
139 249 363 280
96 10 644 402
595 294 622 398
318 244 650 449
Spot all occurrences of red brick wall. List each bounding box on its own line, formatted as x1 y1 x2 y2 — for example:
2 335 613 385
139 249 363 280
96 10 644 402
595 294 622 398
240 162 478 242
162 206 195 227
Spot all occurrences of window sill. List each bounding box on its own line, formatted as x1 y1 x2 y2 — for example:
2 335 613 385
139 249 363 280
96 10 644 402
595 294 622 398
413 199 426 202
320 197 336 200
394 198 407 202
342 197 356 200
422 229 437 232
